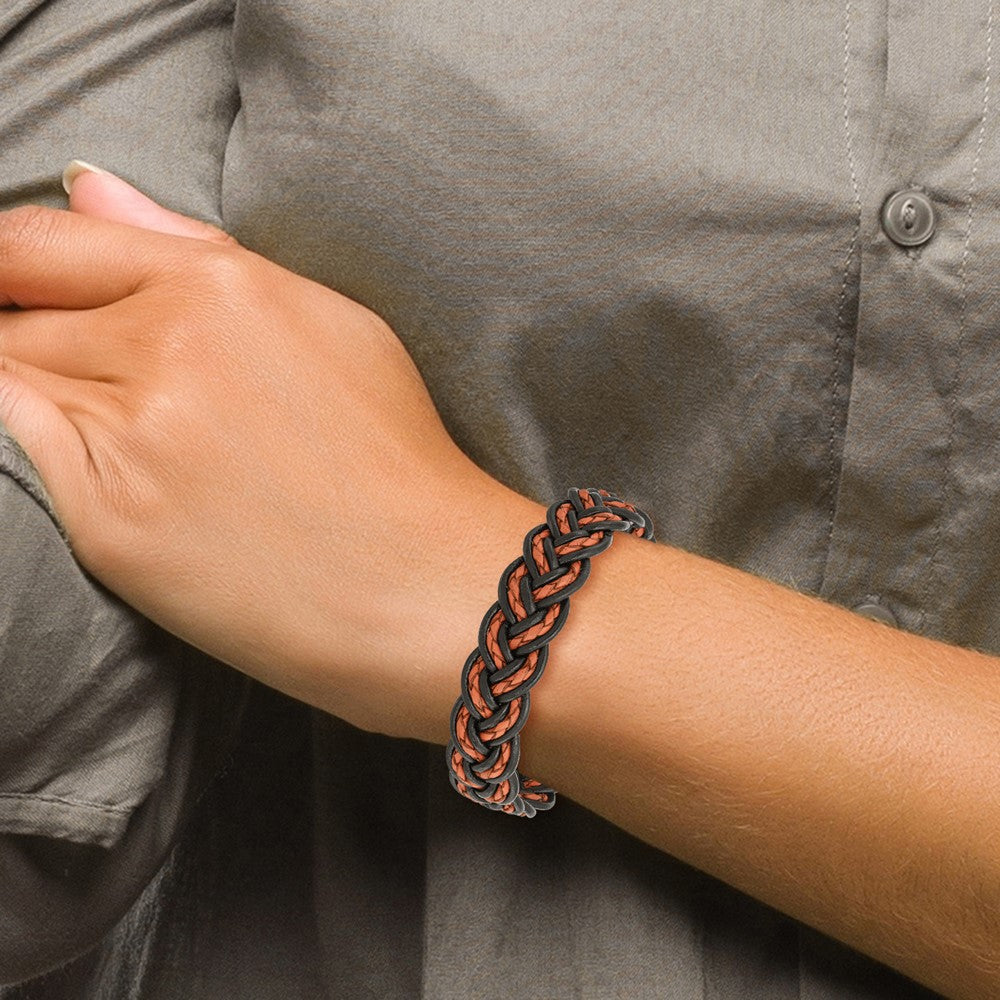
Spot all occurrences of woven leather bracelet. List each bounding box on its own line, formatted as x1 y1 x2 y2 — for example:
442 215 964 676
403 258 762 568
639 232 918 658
445 486 655 817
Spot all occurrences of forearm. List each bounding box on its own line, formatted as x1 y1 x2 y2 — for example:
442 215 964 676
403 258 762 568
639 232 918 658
408 484 1000 999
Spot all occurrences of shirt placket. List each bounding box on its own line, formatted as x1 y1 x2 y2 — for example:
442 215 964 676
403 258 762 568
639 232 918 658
819 0 996 646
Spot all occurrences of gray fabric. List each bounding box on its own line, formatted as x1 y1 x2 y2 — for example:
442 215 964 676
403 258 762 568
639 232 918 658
0 0 988 995
0 469 174 847
0 398 169 849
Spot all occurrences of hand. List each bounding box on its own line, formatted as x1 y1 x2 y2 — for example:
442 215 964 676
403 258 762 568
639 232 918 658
0 166 510 739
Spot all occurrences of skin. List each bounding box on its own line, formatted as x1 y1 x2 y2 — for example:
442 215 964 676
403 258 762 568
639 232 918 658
0 169 997 997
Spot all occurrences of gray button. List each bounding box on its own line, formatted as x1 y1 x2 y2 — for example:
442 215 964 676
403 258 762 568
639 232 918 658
853 601 898 627
881 189 936 247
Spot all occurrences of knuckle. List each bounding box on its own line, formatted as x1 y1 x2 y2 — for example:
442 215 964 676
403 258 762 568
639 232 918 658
0 204 60 264
197 246 251 293
156 243 250 309
148 248 254 357
0 354 23 379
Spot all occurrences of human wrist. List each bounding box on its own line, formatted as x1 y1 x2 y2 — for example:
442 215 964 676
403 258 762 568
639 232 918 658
368 465 550 745
442 486 656 814
511 515 662 800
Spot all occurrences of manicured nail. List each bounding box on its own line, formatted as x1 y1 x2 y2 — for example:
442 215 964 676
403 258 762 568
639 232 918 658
61 159 112 195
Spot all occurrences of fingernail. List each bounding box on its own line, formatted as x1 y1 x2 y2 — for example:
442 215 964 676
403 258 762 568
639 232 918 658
61 159 112 195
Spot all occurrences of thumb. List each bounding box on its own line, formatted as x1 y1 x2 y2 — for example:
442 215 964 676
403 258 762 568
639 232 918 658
62 160 236 246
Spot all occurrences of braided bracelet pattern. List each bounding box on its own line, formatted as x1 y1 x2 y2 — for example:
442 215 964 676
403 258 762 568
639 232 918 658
445 487 655 817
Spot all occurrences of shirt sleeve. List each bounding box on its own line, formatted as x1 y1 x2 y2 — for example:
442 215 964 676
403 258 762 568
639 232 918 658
0 428 250 984
0 429 179 849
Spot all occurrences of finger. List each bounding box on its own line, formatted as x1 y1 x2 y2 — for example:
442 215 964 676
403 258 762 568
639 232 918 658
0 355 99 414
64 161 238 246
0 307 119 381
0 203 192 309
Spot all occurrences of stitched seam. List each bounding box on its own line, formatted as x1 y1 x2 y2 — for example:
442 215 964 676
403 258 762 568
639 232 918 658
0 791 131 816
920 0 993 634
824 0 863 580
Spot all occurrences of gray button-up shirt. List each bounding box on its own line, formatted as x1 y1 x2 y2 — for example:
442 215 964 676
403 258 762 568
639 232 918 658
0 1 990 996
